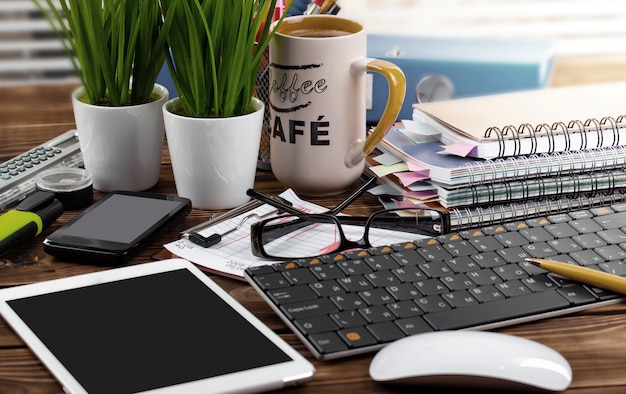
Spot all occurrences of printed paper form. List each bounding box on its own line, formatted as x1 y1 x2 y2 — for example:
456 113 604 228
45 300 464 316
164 190 425 280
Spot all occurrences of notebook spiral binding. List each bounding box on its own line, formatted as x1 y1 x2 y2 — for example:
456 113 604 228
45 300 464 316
483 115 626 158
449 189 626 231
462 144 626 187
452 170 626 207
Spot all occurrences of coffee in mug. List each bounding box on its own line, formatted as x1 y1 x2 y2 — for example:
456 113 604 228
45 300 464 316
268 15 406 196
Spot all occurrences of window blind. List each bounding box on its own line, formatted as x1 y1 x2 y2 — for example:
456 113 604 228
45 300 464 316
340 0 626 57
0 0 76 85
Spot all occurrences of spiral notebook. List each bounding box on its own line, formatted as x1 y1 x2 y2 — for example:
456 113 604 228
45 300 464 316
436 169 626 208
381 125 626 187
412 82 626 159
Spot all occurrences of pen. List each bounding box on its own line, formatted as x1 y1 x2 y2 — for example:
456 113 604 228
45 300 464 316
527 258 626 295
0 191 63 256
319 0 336 14
304 0 324 15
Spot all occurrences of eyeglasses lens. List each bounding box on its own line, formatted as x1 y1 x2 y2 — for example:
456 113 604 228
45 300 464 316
259 208 444 259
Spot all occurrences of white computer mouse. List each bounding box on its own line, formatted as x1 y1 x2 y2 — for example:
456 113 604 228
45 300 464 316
369 330 572 392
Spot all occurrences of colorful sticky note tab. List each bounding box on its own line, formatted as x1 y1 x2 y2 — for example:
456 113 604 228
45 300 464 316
370 162 409 177
441 142 477 157
394 171 430 187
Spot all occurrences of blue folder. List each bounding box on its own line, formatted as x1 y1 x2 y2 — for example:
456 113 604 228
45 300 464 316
367 34 555 123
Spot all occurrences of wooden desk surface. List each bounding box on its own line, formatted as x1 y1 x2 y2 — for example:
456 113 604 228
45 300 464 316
2 56 626 393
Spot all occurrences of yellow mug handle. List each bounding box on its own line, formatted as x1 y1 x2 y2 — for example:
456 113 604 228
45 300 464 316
348 58 406 166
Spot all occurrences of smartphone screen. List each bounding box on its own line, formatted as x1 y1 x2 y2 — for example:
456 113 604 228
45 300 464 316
44 192 191 264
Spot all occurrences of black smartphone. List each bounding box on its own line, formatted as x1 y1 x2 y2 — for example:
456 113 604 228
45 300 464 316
43 191 191 265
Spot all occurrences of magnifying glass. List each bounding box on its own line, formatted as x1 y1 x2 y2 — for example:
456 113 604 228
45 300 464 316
415 75 454 103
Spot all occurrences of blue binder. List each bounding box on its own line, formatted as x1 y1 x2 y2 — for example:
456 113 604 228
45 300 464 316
367 34 555 123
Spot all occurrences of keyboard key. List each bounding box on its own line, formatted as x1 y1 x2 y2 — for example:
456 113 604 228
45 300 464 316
595 245 626 261
390 250 428 266
469 235 504 252
494 280 531 297
309 263 345 280
594 211 626 230
386 283 421 300
281 298 338 319
391 265 427 282
294 315 339 335
268 285 318 304
309 332 349 354
338 327 378 348
548 238 583 254
493 264 529 281
441 290 479 308
331 310 367 328
282 268 318 285
364 254 400 270
359 306 395 323
447 255 481 272
395 316 434 335
545 223 579 238
442 240 477 257
251 272 290 290
414 295 451 313
471 251 507 268
338 259 372 275
417 244 453 261
367 321 405 342
557 284 597 305
330 293 366 310
309 280 346 297
519 226 554 242
424 291 570 330
358 288 394 305
494 232 529 247
597 229 626 244
468 285 505 303
420 261 454 278
337 275 374 292
599 260 626 276
569 218 603 234
387 300 424 318
522 242 558 258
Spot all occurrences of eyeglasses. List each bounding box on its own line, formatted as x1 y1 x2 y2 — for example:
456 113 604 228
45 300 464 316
247 186 450 260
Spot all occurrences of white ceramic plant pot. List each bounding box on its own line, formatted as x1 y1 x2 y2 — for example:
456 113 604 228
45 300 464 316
163 97 264 210
72 84 168 192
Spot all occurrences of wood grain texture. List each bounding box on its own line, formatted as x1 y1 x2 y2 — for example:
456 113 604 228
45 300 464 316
1 55 626 393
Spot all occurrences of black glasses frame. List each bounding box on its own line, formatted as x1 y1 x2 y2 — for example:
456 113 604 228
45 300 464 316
249 207 450 259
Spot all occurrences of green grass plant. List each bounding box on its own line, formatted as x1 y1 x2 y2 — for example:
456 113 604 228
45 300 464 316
161 0 284 118
33 0 173 106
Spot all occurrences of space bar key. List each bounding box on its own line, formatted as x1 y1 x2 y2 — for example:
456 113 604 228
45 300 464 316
424 291 570 330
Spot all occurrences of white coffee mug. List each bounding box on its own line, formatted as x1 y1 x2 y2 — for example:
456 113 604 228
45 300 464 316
269 15 405 196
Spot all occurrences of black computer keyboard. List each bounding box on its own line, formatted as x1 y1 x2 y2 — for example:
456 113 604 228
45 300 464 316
244 204 626 360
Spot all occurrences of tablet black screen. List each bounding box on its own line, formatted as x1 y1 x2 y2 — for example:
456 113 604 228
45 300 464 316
7 268 292 393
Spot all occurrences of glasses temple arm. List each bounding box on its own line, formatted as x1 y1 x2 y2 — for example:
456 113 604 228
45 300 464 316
246 189 307 215
328 176 378 214
247 176 378 216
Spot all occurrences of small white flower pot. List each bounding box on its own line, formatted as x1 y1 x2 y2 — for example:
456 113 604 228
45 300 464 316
163 97 263 210
72 84 168 192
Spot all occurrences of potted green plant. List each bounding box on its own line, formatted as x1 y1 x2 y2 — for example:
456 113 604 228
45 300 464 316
32 0 174 192
160 0 283 209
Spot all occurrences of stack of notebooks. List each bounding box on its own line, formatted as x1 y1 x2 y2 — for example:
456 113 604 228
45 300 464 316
375 82 626 231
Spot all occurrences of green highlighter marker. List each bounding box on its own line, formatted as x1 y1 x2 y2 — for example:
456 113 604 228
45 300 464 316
0 191 63 256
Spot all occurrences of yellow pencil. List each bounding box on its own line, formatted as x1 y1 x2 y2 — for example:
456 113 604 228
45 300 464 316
527 258 626 295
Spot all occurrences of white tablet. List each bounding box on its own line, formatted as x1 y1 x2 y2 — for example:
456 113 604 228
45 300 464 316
0 259 315 393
